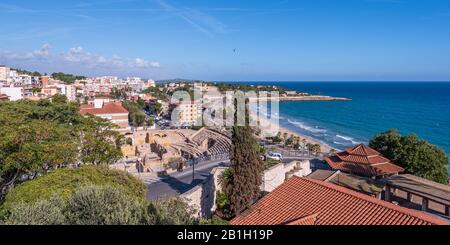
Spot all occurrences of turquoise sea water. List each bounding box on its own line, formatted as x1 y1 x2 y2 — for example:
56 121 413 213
232 82 450 176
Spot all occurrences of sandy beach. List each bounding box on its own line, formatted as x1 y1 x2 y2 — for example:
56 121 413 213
250 111 335 153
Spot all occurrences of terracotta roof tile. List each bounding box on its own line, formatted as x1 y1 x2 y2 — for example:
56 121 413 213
231 177 449 225
285 213 319 225
325 144 404 177
79 102 129 115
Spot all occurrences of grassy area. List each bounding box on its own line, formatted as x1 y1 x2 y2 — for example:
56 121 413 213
263 159 282 170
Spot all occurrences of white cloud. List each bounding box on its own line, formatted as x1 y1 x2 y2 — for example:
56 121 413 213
61 46 160 69
130 58 161 68
154 0 228 37
0 44 160 73
0 44 51 61
33 43 51 59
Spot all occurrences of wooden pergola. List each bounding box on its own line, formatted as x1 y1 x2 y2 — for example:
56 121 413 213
382 174 450 217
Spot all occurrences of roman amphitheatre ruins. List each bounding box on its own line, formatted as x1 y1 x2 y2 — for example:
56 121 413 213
121 128 231 172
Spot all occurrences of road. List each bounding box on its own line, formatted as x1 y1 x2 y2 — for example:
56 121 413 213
146 157 316 201
146 159 229 201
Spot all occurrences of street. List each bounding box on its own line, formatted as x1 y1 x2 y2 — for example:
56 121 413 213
146 159 229 200
145 157 315 201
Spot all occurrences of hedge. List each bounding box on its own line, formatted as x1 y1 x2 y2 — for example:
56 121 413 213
1 165 146 212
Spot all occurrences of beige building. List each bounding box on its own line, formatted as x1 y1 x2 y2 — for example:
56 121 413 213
147 79 156 87
170 101 202 126
79 99 130 130
0 66 11 82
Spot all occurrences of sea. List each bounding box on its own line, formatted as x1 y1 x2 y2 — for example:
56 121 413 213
226 82 450 176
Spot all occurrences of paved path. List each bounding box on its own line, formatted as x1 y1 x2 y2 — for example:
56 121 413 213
146 159 230 200
146 157 317 201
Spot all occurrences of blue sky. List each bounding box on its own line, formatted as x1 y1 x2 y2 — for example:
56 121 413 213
1 0 450 81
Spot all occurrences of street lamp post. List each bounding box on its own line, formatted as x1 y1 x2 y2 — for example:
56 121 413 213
192 157 197 182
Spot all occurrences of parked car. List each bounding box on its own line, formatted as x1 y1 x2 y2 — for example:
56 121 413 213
266 152 283 161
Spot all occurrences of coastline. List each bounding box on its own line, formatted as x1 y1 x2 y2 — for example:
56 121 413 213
249 95 351 103
250 110 335 154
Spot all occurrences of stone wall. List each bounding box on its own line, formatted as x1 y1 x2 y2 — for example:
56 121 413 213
182 160 313 218
261 160 312 192
181 167 226 218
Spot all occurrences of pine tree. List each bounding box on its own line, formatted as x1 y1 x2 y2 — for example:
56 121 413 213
224 99 263 216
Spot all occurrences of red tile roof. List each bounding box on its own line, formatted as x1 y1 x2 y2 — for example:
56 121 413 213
79 102 129 115
324 144 404 177
231 177 449 225
285 213 319 225
0 94 10 100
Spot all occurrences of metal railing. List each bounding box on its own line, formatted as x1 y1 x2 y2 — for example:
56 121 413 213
265 145 329 160
196 153 229 163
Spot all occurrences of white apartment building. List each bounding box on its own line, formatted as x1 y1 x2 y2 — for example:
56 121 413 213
0 86 23 101
0 66 11 82
126 77 142 83
55 84 77 101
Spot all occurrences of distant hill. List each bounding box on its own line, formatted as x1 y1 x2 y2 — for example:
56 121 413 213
11 68 43 77
156 78 206 84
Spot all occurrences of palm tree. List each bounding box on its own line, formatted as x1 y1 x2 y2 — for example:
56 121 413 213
301 139 307 154
329 149 337 156
313 144 321 155
283 132 288 141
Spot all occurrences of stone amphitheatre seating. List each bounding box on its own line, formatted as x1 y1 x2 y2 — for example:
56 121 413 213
172 143 204 158
143 128 230 162
184 128 231 158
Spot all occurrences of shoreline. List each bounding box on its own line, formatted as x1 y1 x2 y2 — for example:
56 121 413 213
250 110 336 154
249 95 351 103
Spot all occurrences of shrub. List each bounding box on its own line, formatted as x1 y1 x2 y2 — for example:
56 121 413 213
1 165 146 213
200 216 229 225
66 185 149 225
148 198 198 225
3 195 66 225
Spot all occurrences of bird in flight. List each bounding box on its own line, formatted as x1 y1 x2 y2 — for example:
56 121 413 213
233 48 237 53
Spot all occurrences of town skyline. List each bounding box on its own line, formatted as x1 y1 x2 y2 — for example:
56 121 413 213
2 0 450 81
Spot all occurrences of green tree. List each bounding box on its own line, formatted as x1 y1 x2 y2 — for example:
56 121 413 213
224 99 263 217
0 119 79 197
282 132 288 141
110 88 128 100
369 129 449 184
51 94 68 104
31 87 41 95
51 72 85 84
329 149 337 156
154 101 163 115
142 86 168 101
123 101 147 127
284 136 294 147
146 117 155 128
268 132 282 144
312 144 321 155
78 115 124 165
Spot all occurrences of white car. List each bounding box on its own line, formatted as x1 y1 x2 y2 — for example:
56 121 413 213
266 152 283 161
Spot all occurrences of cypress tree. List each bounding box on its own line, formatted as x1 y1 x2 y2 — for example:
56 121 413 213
225 98 263 216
